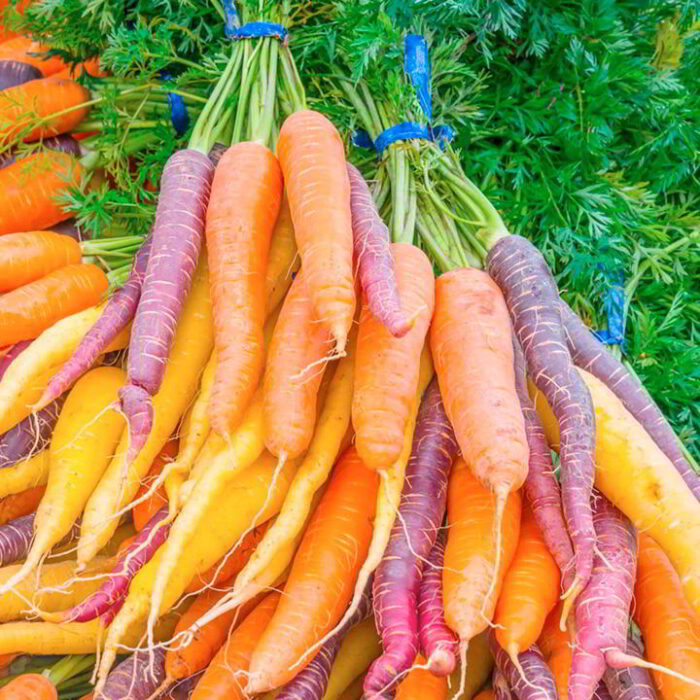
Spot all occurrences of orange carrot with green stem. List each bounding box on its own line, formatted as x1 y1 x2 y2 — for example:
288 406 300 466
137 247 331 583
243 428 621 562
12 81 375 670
205 142 283 437
277 110 356 353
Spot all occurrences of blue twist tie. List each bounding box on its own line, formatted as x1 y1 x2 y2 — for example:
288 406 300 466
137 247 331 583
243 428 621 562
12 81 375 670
593 271 626 347
161 72 190 136
229 21 288 42
353 34 453 157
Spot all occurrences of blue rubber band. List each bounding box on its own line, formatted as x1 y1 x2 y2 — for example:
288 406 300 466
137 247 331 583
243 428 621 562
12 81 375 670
222 0 240 37
593 271 626 347
229 21 288 42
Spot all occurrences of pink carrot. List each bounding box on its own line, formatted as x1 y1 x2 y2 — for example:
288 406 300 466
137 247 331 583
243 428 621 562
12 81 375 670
364 379 459 699
38 234 153 409
417 530 458 677
594 683 613 700
62 507 170 623
559 299 700 501
490 634 558 700
512 337 574 590
347 163 410 338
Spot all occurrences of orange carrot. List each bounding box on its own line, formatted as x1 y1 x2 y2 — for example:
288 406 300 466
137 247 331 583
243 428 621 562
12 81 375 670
191 591 281 700
0 231 81 292
0 653 17 670
0 673 57 700
395 655 448 700
0 485 45 526
0 36 66 75
263 268 333 460
0 77 90 143
54 57 107 80
634 534 700 700
0 151 83 235
277 110 355 352
494 504 561 664
352 242 435 470
205 142 283 436
132 439 178 531
0 263 107 345
246 447 380 693
538 602 572 700
443 457 521 692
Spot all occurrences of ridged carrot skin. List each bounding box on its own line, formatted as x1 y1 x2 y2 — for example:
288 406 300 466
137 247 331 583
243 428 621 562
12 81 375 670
0 231 81 292
0 77 90 142
538 602 572 700
0 673 57 700
603 639 657 700
206 142 283 436
488 234 596 604
490 634 558 700
353 243 435 470
0 263 108 345
0 513 33 567
0 36 66 75
0 134 81 172
0 60 42 90
395 654 449 700
100 648 166 700
277 110 356 352
0 151 82 235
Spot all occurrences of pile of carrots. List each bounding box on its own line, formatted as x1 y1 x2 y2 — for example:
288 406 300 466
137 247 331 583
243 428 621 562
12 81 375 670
0 4 699 700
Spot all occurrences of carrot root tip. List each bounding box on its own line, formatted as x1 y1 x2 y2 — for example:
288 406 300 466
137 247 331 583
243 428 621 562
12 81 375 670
559 577 582 631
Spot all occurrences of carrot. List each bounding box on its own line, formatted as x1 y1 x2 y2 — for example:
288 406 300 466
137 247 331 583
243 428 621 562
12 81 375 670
99 648 166 700
0 513 33 566
353 242 435 470
493 669 515 700
0 37 66 75
0 485 45 526
0 59 41 90
264 268 333 460
0 231 80 292
132 438 177 531
430 267 528 623
265 192 299 316
0 0 31 42
473 691 494 700
395 654 449 700
190 591 281 700
0 673 57 700
53 57 106 80
0 264 108 346
494 504 561 665
445 630 494 700
246 447 380 693
0 151 82 236
490 635 558 700
205 141 283 436
277 110 356 352
603 639 657 700
0 366 125 593
488 235 596 615
634 534 700 700
538 603 573 699
0 77 90 143
333 675 366 700
443 457 522 696
530 368 700 618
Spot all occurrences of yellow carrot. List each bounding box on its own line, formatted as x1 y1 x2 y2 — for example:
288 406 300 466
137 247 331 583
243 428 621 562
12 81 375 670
0 450 50 499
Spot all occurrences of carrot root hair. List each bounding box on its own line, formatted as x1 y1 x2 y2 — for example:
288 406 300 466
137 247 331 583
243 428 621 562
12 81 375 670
559 576 582 631
480 488 507 621
604 648 700 689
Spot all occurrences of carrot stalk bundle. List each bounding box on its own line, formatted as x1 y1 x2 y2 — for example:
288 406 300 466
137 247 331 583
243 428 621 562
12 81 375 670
364 378 458 697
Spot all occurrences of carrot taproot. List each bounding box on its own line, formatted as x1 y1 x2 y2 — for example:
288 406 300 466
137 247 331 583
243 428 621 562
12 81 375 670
132 438 177 531
0 451 49 499
493 669 515 700
538 603 573 699
395 654 448 700
78 256 213 566
205 141 282 436
634 534 700 700
353 242 434 471
0 673 57 700
443 457 522 695
490 635 557 700
0 77 90 143
0 264 108 346
0 59 41 89
603 639 657 700
0 151 82 235
430 267 528 625
494 504 561 665
488 235 596 615
0 134 81 172
99 648 166 700
277 109 355 352
365 377 458 697
0 513 33 566
0 36 66 75
265 192 299 316
264 268 333 461
0 231 80 292
245 447 380 693
0 485 44 526
446 630 494 700
530 368 700 618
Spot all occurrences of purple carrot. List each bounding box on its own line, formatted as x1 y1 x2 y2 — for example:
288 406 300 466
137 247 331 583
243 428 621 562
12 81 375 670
47 217 85 241
0 396 65 469
62 507 170 623
364 378 459 699
512 337 575 590
347 162 410 338
603 639 657 700
488 235 596 609
208 142 228 166
417 529 458 676
100 647 166 700
0 134 81 170
0 513 33 566
121 150 214 464
275 580 373 700
0 60 42 90
489 634 558 700
161 672 203 699
559 299 700 501
494 668 515 700
593 682 613 700
37 233 153 409
0 340 31 381
568 491 637 700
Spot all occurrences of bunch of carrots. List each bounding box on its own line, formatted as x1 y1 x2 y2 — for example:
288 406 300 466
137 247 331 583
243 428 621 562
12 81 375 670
0 4 699 700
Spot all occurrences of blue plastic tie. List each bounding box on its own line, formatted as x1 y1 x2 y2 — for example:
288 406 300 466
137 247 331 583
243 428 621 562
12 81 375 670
229 21 288 42
404 34 432 119
222 0 240 37
160 72 190 136
593 271 626 347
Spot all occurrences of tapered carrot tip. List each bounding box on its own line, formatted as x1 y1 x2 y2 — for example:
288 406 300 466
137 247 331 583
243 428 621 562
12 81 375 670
119 384 153 466
427 648 456 676
246 672 266 695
